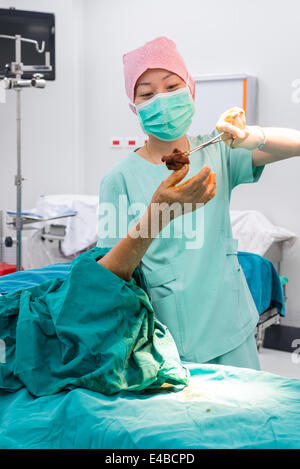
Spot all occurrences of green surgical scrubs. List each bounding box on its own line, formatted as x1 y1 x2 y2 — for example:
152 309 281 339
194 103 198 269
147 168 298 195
97 131 264 369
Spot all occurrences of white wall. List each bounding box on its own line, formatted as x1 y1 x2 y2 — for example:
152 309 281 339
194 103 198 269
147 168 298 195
1 0 299 327
81 0 300 327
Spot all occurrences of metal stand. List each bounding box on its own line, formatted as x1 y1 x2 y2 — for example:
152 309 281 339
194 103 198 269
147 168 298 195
16 88 22 271
0 34 52 270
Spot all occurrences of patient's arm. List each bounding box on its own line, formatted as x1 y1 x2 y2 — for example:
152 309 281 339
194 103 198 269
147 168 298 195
98 205 161 281
98 164 216 281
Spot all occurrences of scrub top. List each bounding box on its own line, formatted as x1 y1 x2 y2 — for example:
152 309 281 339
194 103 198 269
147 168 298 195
97 130 264 363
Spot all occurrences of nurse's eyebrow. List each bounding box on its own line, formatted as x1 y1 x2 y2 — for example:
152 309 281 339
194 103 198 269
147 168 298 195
136 73 176 88
162 73 176 80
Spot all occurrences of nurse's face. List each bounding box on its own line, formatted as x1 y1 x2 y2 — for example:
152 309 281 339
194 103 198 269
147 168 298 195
134 68 186 105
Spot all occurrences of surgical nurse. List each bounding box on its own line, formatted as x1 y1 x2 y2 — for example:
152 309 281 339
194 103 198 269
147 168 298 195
97 36 300 370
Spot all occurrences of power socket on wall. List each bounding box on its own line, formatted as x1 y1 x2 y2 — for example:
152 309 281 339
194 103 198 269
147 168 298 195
110 137 147 149
110 138 124 148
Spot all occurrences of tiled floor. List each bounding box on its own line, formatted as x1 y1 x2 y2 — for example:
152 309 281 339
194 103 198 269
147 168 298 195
259 347 300 379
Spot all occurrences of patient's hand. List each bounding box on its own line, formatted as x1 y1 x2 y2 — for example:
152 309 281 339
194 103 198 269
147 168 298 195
98 166 216 281
151 164 216 220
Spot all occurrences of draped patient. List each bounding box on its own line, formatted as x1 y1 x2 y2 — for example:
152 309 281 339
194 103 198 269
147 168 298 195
0 164 216 397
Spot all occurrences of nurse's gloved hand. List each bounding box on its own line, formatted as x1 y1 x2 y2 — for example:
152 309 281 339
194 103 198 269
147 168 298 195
216 107 265 150
151 164 216 223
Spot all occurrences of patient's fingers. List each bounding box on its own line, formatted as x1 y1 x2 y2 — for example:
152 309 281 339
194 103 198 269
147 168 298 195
201 179 217 204
164 164 189 188
208 184 217 200
175 166 211 194
203 173 217 202
184 173 216 206
208 184 217 201
193 172 215 198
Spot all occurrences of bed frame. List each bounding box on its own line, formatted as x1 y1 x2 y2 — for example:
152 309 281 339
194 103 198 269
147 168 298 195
254 241 286 350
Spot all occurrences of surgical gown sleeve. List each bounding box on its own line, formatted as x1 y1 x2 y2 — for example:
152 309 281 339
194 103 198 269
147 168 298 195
220 143 265 192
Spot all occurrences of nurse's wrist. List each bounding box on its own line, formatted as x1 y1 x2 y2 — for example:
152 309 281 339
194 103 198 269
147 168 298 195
252 126 267 150
240 125 266 150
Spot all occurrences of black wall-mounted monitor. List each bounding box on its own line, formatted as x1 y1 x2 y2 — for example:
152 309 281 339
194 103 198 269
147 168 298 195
0 7 55 80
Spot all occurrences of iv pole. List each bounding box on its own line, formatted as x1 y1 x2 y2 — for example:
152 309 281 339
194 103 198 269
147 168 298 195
0 34 52 271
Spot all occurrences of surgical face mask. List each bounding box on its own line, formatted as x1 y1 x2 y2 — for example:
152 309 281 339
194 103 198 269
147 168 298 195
135 86 195 141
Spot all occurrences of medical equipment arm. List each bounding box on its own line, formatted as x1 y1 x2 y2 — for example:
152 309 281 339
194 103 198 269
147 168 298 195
98 165 216 281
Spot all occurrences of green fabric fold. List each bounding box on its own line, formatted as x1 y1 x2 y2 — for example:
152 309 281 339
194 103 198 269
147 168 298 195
0 247 189 396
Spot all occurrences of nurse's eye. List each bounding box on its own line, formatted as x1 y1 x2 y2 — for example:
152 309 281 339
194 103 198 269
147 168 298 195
141 92 153 98
167 84 179 90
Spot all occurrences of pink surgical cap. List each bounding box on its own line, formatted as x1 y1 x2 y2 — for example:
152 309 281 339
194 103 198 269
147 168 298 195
123 36 195 113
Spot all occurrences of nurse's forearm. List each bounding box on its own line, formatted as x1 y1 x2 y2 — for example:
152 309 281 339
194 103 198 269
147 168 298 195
97 204 166 281
253 127 300 166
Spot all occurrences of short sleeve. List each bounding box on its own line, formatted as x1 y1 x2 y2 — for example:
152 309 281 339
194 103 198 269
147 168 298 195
221 143 264 192
97 173 131 248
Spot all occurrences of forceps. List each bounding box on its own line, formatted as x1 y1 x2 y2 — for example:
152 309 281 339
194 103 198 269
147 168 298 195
183 132 224 156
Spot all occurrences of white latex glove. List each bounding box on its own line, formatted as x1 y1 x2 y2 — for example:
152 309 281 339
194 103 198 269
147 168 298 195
216 107 266 150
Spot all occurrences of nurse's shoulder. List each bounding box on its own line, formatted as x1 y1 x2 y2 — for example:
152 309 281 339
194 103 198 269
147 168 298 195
100 153 137 193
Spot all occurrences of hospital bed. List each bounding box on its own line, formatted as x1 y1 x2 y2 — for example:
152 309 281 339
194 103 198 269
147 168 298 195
2 195 99 269
231 210 295 350
0 362 299 449
254 242 285 350
0 262 299 449
2 200 294 352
